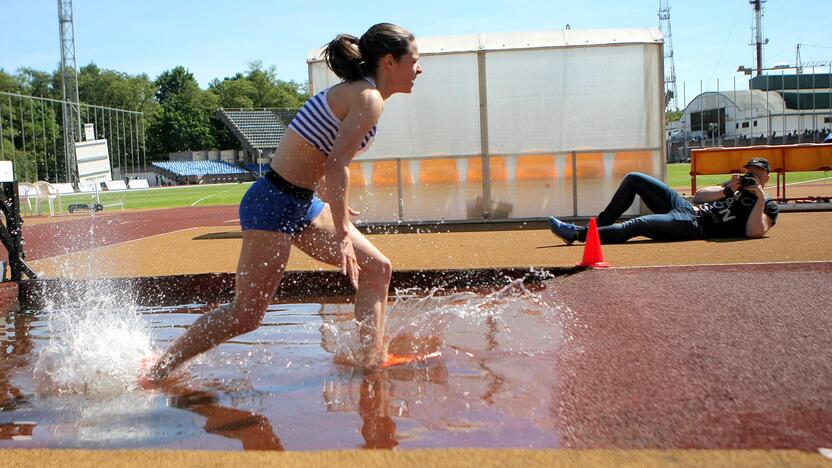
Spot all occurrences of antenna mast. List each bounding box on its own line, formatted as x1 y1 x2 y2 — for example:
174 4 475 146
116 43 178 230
58 0 81 184
658 0 678 110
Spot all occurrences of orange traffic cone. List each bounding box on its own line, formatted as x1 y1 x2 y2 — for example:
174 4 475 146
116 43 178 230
577 217 610 268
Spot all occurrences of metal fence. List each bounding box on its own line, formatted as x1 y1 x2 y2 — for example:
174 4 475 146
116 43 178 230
0 91 146 184
668 69 832 162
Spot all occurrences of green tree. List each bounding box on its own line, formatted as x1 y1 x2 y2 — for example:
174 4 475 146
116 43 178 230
151 66 217 154
209 61 308 109
209 75 256 109
0 69 21 93
666 108 683 123
0 90 62 183
16 68 55 98
78 63 158 113
246 61 308 108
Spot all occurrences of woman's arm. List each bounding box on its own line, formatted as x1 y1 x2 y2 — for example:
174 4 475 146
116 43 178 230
317 174 360 216
325 87 384 287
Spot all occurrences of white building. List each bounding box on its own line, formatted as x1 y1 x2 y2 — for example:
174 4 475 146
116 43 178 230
678 73 832 141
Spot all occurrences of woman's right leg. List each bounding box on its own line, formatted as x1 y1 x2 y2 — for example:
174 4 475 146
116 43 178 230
147 229 292 381
597 172 689 226
291 205 392 368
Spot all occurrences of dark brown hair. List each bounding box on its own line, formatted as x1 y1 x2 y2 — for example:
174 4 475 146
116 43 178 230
323 23 415 81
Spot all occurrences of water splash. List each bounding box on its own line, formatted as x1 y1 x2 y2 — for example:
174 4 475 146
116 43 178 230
321 278 562 366
32 282 155 396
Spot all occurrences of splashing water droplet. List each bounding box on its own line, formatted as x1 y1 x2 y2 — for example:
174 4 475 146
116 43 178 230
33 281 155 396
322 278 562 366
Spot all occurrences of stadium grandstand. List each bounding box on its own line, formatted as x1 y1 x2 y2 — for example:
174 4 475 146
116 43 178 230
216 108 299 165
151 160 254 184
243 163 271 174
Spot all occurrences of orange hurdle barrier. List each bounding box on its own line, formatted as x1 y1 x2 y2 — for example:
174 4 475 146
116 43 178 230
691 144 831 200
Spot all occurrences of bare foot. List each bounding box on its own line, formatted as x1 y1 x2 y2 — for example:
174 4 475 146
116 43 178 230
136 354 162 390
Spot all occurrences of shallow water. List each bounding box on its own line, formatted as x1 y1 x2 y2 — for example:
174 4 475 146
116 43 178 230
0 281 565 450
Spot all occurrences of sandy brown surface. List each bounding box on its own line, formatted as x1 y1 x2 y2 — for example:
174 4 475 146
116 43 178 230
26 210 832 279
1 448 829 468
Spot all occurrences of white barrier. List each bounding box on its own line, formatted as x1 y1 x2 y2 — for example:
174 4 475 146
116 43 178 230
79 181 98 193
102 180 127 209
127 179 150 189
104 180 128 191
53 183 75 194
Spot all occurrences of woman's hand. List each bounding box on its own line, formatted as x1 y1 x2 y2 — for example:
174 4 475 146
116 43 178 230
348 206 361 216
338 233 360 289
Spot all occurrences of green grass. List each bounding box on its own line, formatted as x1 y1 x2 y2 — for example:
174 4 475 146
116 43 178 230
39 182 252 215
666 163 831 189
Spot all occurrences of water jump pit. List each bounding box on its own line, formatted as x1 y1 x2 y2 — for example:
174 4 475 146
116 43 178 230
1 262 831 452
1 268 573 450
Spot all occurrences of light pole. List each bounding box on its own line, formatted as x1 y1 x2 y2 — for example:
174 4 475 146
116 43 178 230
737 63 801 144
257 149 263 178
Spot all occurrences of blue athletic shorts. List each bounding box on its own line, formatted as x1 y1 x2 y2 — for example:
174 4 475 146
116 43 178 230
239 171 325 234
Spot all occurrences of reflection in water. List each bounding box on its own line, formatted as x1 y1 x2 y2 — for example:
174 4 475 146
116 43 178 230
359 372 397 449
0 279 563 450
165 381 284 451
0 312 36 443
0 311 33 412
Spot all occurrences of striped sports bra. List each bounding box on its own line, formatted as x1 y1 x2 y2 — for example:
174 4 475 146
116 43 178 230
288 77 377 157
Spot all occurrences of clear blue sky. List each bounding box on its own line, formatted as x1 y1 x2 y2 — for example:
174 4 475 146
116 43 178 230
1 0 829 108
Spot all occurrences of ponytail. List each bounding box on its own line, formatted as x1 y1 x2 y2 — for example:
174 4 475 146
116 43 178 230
323 34 365 81
323 23 415 81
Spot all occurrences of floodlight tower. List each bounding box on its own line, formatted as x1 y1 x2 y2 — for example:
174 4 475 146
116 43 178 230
750 0 767 76
658 0 678 110
58 0 81 184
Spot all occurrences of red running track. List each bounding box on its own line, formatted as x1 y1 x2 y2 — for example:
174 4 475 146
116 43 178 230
19 206 238 260
547 262 832 450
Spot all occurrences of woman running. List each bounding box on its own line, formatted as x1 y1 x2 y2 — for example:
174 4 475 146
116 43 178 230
145 23 422 383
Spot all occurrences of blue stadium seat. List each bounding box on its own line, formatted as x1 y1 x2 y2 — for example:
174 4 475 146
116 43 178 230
151 160 247 176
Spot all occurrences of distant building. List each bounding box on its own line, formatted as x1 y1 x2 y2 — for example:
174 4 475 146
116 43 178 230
677 72 832 141
215 108 299 166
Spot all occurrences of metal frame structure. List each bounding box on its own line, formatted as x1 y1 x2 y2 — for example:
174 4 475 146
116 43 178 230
658 0 678 111
307 31 667 222
0 180 36 280
0 91 145 183
58 0 82 185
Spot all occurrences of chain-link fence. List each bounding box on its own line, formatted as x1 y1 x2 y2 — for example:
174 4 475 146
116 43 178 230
667 68 832 162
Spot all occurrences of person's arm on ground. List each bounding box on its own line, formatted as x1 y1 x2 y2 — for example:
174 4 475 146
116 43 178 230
743 182 772 238
692 174 741 204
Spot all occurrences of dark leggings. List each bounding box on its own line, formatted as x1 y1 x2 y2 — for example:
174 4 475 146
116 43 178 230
581 172 702 244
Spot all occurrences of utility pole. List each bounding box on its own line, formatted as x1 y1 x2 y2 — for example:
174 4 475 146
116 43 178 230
750 0 767 76
658 0 678 110
58 0 81 185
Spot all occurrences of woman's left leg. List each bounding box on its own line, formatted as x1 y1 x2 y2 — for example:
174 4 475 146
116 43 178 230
292 205 392 367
